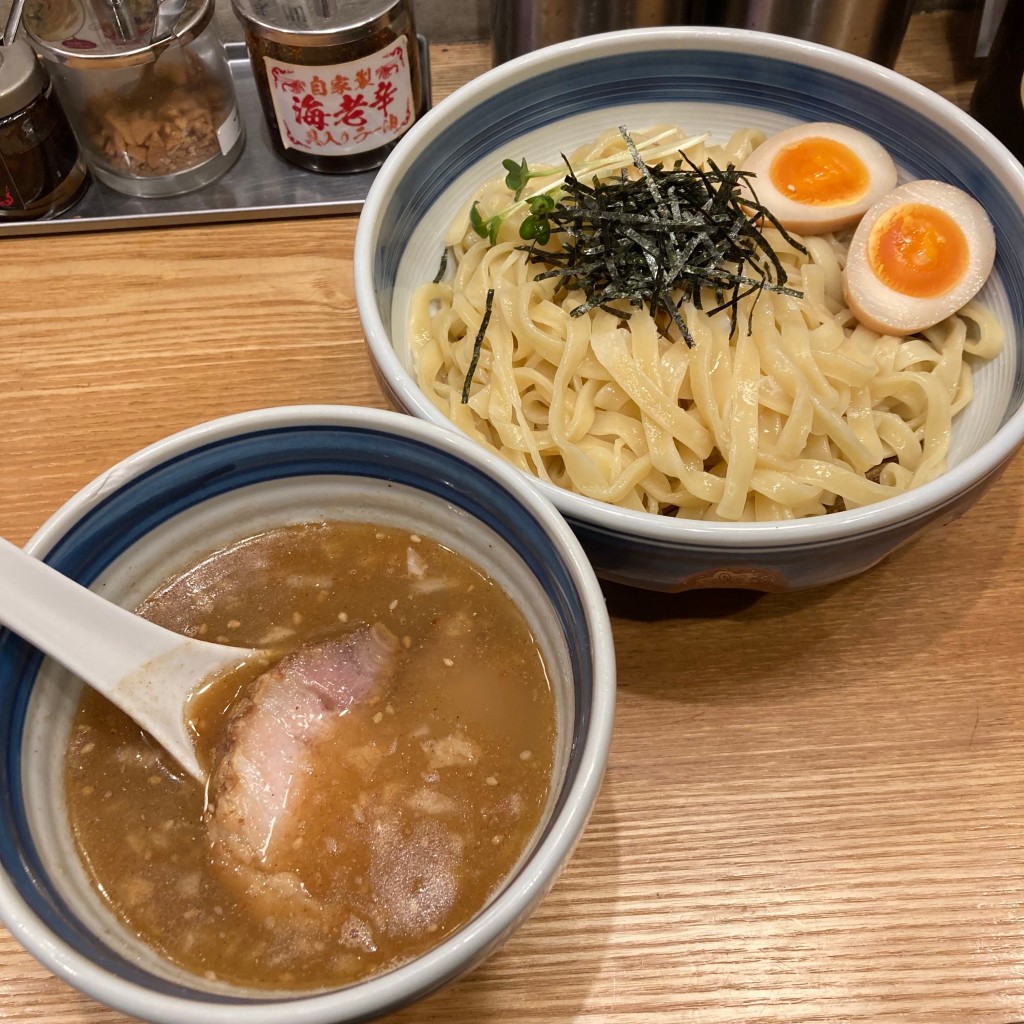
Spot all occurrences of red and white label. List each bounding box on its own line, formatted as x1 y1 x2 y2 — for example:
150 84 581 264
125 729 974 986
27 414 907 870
0 158 26 211
264 35 415 156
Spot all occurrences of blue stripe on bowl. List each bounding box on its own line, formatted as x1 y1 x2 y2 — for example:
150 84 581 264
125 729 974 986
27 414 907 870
374 46 1024 413
0 425 592 1001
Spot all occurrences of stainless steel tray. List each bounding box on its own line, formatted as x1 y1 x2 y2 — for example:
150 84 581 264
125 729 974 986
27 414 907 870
0 38 431 238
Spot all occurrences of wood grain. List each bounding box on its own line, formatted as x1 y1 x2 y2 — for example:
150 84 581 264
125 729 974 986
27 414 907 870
3 12 1022 1024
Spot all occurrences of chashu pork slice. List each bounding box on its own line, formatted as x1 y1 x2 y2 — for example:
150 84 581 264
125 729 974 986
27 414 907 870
207 623 400 876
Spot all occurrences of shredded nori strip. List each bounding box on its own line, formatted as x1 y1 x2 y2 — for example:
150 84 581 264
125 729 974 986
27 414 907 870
518 127 808 347
432 248 449 284
461 287 495 403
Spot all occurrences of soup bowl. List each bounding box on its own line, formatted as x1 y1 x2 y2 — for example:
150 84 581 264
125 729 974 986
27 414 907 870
0 406 615 1023
354 27 1024 592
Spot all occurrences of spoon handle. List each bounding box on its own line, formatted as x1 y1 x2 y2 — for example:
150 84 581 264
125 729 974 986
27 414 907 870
0 537 254 782
3 0 26 47
0 536 189 682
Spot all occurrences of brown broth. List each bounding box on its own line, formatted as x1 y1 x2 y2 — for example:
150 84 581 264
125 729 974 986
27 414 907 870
63 521 555 991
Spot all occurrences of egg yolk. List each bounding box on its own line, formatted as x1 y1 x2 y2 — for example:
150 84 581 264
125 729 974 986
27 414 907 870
768 137 870 206
867 203 970 298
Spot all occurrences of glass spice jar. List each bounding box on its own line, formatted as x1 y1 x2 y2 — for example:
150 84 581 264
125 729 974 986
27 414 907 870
25 0 245 199
231 0 423 174
0 39 88 221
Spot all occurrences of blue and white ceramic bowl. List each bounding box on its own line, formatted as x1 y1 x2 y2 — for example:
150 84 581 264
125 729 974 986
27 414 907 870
0 406 615 1023
355 27 1024 593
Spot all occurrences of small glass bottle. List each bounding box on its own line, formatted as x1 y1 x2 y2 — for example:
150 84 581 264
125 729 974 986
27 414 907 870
231 0 424 174
26 0 245 199
0 40 88 221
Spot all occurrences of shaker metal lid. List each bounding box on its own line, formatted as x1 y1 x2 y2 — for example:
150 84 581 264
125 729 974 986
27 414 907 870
0 40 46 120
230 0 410 48
25 0 212 66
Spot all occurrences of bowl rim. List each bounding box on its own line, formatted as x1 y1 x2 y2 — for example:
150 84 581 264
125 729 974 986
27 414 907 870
355 25 1024 550
0 404 617 1024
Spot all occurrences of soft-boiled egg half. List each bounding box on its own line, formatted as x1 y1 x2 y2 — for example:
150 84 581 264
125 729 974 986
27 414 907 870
742 122 897 234
843 180 996 336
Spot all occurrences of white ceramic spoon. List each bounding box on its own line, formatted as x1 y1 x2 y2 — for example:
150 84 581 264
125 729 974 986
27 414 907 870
0 537 265 783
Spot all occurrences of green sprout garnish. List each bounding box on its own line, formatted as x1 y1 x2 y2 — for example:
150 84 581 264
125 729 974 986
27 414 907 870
519 194 556 244
469 201 501 245
502 157 556 201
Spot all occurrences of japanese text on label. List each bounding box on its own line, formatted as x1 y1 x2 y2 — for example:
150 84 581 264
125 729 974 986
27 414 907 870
265 36 414 156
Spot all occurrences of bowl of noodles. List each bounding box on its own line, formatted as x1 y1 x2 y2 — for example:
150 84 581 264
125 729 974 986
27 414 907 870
355 27 1024 592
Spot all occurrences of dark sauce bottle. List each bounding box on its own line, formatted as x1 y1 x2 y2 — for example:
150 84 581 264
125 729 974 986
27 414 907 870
0 40 88 221
970 0 1024 164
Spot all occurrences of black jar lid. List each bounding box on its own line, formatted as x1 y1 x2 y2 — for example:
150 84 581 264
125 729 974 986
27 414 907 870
0 40 46 120
231 0 410 48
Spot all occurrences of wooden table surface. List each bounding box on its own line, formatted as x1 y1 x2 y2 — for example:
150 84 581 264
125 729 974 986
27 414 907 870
3 13 1022 1024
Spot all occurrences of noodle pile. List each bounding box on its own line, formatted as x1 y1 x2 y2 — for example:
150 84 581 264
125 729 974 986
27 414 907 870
409 127 1003 521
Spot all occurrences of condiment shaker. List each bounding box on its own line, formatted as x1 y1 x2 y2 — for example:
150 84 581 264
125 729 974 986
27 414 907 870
25 0 245 199
231 0 424 174
0 39 88 220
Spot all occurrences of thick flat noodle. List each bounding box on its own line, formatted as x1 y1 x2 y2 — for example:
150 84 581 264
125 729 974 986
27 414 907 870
719 323 761 520
589 324 714 459
409 125 1003 522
